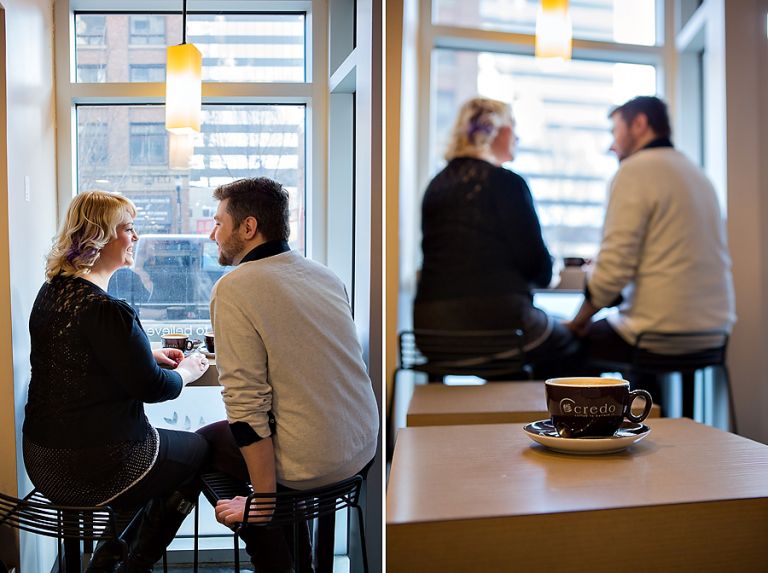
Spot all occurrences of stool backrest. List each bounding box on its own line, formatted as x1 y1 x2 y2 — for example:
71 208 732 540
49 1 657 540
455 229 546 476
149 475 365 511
633 330 729 372
0 489 119 543
398 329 529 379
240 475 363 529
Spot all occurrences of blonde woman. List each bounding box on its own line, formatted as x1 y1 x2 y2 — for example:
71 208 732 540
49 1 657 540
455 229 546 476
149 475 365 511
22 190 209 572
414 97 579 378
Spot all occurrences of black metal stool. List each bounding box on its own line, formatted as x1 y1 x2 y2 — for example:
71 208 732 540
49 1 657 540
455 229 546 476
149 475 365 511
591 330 737 432
0 489 127 573
197 471 368 573
388 328 531 457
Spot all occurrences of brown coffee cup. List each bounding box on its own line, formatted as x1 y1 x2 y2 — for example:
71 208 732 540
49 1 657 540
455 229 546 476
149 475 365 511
545 377 653 438
162 333 195 352
204 331 215 354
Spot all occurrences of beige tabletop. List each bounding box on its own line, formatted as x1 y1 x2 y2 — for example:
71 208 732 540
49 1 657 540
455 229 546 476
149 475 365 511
187 359 219 386
387 418 768 572
407 381 660 427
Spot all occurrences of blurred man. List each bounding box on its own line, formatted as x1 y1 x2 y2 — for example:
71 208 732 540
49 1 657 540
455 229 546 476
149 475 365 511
198 177 379 573
565 96 735 403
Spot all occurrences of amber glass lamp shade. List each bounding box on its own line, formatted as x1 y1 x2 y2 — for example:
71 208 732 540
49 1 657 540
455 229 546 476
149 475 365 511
535 0 573 61
165 43 202 135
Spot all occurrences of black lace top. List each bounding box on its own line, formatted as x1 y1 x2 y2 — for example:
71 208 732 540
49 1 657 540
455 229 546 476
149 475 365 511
22 275 183 505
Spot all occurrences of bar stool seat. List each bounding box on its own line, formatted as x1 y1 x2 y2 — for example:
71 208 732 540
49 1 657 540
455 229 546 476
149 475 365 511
0 489 128 573
590 330 737 432
197 471 368 573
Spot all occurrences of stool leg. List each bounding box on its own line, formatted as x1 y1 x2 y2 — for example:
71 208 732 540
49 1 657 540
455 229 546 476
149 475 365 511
681 372 695 420
193 499 199 573
315 513 335 573
722 366 739 434
63 538 81 573
354 505 369 573
233 530 240 573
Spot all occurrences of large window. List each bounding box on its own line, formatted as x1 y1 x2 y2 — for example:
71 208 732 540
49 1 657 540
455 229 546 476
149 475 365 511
432 50 656 258
74 13 305 84
421 1 662 264
63 3 314 560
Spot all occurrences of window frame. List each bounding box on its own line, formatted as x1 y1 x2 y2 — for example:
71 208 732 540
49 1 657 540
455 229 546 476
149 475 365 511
55 0 328 264
400 0 674 279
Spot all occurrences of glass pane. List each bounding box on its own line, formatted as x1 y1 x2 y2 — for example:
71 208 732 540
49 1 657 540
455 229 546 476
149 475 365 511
431 49 657 260
74 13 306 83
433 0 657 46
76 104 306 339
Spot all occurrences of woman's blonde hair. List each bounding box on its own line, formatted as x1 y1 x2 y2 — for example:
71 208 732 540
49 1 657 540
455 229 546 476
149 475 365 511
45 190 136 281
444 97 513 161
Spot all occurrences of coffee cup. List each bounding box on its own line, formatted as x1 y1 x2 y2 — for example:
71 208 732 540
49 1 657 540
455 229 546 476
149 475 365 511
161 333 198 352
545 377 653 438
204 331 215 354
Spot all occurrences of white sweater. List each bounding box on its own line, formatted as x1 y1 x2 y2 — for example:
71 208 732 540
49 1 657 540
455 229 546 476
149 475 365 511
210 250 379 489
588 146 736 350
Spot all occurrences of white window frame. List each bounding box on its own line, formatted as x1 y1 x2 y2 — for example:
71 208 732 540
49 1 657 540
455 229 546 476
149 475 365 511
54 0 329 263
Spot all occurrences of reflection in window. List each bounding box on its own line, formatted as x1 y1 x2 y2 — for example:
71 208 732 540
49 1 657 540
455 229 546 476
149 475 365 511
75 14 106 45
130 123 168 166
431 49 656 259
78 122 108 166
129 15 166 45
76 64 106 83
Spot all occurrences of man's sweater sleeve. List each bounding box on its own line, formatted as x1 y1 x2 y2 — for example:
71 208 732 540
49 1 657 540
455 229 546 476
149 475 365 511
211 280 273 446
588 171 653 308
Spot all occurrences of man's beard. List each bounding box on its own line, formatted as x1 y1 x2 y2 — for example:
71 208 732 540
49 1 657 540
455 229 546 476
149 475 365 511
218 234 246 266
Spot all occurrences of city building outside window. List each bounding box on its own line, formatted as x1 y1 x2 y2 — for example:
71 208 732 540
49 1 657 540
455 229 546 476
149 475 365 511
129 14 166 45
129 122 168 166
129 63 165 82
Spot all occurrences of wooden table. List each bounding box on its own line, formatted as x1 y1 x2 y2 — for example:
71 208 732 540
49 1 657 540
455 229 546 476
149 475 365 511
187 360 219 386
407 381 660 427
387 418 768 572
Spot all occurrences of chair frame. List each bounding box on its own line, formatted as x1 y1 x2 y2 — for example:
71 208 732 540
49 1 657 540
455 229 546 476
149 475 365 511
0 489 127 573
388 328 531 458
593 330 737 432
197 472 368 573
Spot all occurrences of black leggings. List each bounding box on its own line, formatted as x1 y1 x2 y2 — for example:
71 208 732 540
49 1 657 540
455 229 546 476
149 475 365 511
111 428 209 511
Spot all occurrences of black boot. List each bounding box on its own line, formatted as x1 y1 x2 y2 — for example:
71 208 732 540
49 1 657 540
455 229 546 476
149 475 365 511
117 491 196 572
85 509 141 573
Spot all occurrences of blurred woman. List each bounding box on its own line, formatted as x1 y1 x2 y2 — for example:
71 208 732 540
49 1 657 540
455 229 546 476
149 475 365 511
414 97 579 378
22 190 210 572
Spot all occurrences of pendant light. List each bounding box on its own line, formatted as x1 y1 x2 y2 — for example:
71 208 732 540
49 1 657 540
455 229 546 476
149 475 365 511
535 0 572 61
166 0 202 134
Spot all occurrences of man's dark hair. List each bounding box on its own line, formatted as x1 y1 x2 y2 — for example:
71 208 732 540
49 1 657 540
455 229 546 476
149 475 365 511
213 177 290 241
609 96 672 139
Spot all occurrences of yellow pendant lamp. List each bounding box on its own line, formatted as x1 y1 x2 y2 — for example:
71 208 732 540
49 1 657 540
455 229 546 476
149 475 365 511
535 0 573 61
166 0 201 134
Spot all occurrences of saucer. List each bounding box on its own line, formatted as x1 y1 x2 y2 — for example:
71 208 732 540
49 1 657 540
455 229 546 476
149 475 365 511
522 419 651 455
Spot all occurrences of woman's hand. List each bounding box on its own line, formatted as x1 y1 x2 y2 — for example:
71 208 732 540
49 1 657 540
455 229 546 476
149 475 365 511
215 495 273 527
175 352 210 386
153 348 183 368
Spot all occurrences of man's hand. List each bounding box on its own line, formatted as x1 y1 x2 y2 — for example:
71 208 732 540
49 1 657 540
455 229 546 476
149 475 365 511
215 495 273 527
153 347 183 368
563 318 590 338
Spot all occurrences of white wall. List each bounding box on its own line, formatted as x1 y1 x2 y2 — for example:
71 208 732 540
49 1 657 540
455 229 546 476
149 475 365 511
721 0 768 444
0 0 58 569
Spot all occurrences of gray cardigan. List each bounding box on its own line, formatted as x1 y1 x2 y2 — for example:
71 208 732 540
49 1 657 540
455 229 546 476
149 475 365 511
210 250 378 489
